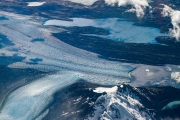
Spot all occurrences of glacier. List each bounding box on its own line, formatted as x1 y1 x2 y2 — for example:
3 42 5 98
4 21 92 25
0 11 134 120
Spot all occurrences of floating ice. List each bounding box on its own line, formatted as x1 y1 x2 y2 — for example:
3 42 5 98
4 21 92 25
44 18 166 44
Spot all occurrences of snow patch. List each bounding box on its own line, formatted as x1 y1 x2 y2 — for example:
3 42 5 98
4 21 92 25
162 5 180 40
27 2 46 6
93 86 118 94
89 87 154 120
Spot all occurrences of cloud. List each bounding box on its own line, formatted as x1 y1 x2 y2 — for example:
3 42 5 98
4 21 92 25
162 5 180 40
27 2 46 7
62 0 150 18
104 0 150 18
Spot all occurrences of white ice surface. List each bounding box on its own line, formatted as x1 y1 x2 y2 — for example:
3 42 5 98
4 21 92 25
44 18 166 44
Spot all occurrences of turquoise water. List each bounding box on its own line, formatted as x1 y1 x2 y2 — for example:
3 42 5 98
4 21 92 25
44 18 167 44
162 101 180 110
